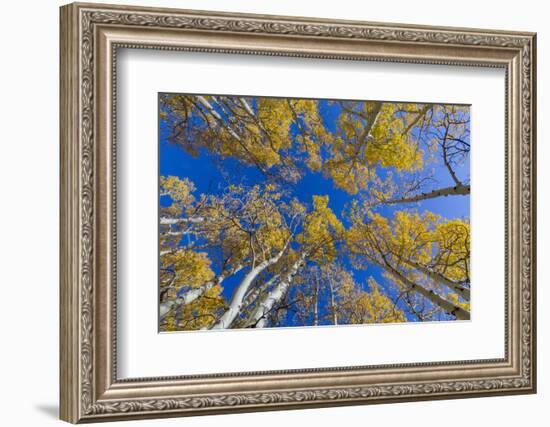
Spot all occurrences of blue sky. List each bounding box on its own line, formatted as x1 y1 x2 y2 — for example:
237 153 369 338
159 95 470 325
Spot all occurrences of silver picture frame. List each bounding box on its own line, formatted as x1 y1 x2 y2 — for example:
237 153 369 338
60 2 536 422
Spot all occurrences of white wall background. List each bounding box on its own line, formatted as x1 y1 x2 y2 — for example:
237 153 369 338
0 0 545 425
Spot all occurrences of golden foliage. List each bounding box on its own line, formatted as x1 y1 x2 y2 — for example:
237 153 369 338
157 96 471 329
338 277 406 324
161 249 214 291
298 195 344 263
160 96 431 194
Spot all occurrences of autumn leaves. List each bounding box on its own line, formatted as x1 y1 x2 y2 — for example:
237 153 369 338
346 210 470 320
159 182 345 330
159 94 471 331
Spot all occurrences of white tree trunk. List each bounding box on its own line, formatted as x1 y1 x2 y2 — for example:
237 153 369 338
402 259 470 300
196 96 242 141
359 102 383 143
239 97 255 116
249 253 307 328
328 280 338 325
386 184 470 205
159 265 243 322
211 244 289 329
313 278 319 326
371 258 470 320
242 274 280 313
160 216 204 225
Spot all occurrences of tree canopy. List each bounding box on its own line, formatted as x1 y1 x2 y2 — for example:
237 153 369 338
158 94 470 331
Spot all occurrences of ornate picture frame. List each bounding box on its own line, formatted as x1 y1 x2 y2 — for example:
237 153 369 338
60 2 536 423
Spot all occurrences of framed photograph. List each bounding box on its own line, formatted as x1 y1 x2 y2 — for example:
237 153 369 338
60 2 537 423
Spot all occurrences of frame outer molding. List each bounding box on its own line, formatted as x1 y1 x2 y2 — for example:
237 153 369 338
60 4 81 423
60 2 536 423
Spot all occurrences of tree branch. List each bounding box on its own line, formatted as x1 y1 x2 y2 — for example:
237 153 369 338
385 184 470 205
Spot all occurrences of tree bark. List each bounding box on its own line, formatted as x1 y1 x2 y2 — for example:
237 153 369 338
328 280 338 325
239 97 255 116
195 95 242 141
401 258 470 300
159 265 243 321
249 253 307 328
313 276 319 326
243 273 279 310
371 258 470 320
386 184 470 205
160 216 204 225
211 244 290 329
